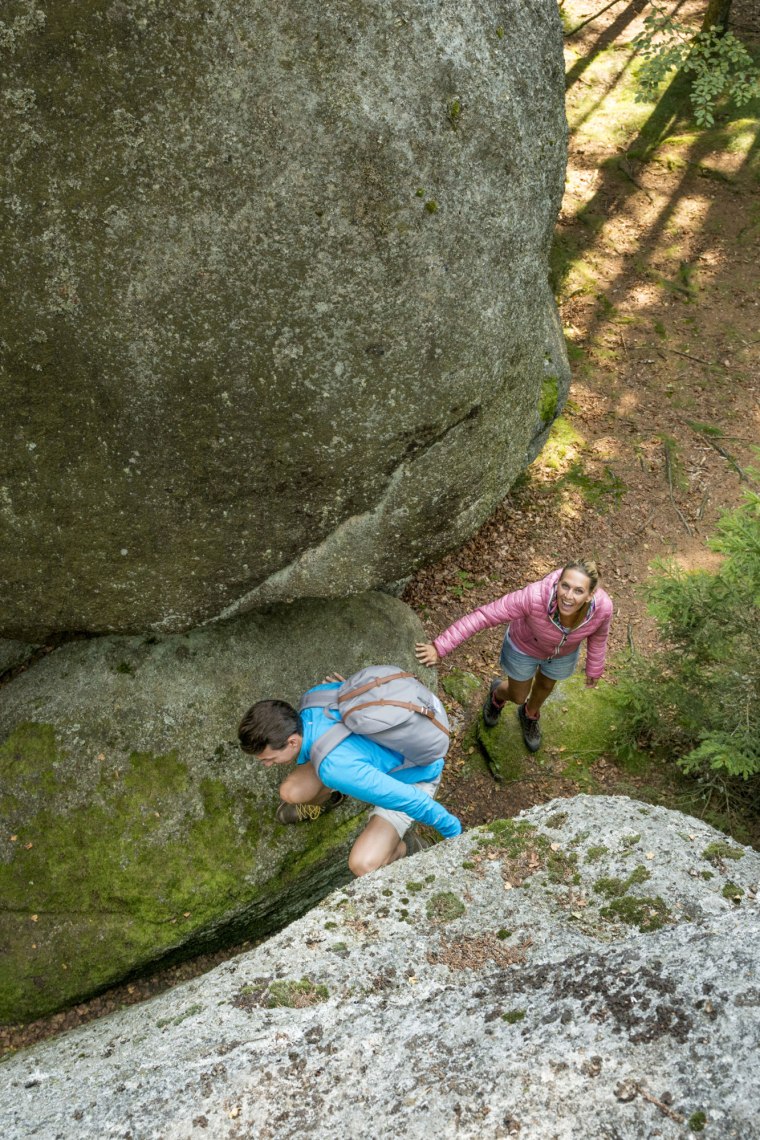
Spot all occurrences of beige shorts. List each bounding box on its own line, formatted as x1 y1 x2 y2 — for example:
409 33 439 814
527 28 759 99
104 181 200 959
368 779 441 839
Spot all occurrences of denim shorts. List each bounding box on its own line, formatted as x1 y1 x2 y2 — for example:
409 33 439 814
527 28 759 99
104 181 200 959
499 631 580 682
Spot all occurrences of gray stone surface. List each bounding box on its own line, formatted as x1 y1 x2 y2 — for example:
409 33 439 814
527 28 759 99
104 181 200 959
1 796 758 1139
0 591 435 1022
0 0 569 639
0 640 37 675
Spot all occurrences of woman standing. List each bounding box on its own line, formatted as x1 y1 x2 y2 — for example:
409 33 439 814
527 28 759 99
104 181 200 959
415 559 612 752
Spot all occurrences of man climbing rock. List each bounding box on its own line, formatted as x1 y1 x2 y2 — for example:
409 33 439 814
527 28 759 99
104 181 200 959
238 669 461 877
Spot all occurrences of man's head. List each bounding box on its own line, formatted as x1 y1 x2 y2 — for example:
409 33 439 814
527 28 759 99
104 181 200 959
238 700 303 767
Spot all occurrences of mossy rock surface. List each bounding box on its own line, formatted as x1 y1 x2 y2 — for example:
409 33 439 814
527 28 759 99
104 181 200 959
441 668 482 707
476 673 620 782
0 592 433 1023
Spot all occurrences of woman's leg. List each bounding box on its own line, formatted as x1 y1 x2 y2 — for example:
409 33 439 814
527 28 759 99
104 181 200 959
493 676 532 707
525 670 557 718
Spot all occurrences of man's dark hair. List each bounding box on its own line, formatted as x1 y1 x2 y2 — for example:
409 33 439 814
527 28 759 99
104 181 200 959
238 700 302 754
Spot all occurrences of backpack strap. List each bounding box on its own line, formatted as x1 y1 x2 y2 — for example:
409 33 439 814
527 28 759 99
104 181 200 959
308 721 352 775
299 688 339 711
339 671 414 701
345 698 450 738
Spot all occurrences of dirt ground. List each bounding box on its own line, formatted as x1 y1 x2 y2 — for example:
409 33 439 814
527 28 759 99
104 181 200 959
3 0 758 1058
407 0 760 829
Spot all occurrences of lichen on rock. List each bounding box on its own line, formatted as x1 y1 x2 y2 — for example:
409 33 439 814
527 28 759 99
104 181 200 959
0 796 757 1139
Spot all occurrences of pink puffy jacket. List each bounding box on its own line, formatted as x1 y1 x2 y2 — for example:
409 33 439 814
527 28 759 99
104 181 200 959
433 569 613 680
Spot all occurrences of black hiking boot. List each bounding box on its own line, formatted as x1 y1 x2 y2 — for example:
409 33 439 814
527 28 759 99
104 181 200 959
275 790 345 824
482 678 505 728
517 703 542 752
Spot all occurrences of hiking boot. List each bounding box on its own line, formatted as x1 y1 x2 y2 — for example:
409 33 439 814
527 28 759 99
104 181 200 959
517 703 542 752
405 828 434 857
482 678 505 728
275 790 345 824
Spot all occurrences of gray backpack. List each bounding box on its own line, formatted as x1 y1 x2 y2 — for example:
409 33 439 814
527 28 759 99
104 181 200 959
298 665 450 776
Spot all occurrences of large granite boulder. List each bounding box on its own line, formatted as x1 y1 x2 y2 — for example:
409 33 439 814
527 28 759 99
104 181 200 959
0 592 437 1023
0 0 569 639
1 797 758 1138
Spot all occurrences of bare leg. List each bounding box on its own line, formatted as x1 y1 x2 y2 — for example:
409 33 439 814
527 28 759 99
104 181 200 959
279 764 333 806
493 676 531 707
525 670 556 717
348 816 407 878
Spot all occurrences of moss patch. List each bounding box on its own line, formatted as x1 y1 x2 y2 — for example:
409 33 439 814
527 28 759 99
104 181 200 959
267 979 329 1008
441 668 482 708
426 892 466 923
599 895 672 933
702 840 744 866
594 866 651 898
539 376 560 424
0 725 359 1023
501 1009 526 1023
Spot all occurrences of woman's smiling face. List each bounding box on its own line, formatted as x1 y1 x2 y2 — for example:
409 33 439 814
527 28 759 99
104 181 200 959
557 568 594 618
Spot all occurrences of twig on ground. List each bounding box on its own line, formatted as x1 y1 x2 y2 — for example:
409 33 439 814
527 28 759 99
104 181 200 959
663 441 693 536
615 158 653 201
666 347 715 366
636 509 657 535
626 621 635 653
635 1084 685 1124
697 489 709 521
685 422 755 486
703 435 756 485
565 0 626 38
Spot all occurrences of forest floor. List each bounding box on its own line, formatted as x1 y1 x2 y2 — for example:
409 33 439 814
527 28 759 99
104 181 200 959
405 0 760 837
2 0 758 1059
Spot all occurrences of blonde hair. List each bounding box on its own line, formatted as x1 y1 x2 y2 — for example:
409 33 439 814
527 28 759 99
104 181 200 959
561 558 599 592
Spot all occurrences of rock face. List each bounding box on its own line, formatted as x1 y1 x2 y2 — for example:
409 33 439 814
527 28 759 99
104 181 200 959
1 797 758 1139
0 592 436 1023
0 1 569 639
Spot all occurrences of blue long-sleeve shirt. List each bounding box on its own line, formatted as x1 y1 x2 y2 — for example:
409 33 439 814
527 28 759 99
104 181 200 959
297 683 462 839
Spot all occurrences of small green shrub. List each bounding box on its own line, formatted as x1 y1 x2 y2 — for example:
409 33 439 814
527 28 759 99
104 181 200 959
634 11 760 128
611 492 760 809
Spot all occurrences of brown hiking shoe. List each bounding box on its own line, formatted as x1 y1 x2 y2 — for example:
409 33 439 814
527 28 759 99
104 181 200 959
275 790 345 824
517 703 542 752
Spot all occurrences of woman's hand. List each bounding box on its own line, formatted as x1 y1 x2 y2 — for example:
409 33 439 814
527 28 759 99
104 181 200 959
585 676 599 688
322 672 346 684
415 642 439 668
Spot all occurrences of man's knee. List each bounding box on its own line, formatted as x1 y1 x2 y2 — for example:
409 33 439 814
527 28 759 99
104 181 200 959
278 776 302 803
348 849 381 877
